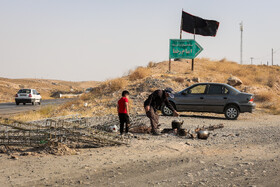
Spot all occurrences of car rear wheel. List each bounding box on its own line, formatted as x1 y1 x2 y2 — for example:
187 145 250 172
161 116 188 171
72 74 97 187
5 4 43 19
161 104 174 116
38 100 41 105
224 105 239 120
23 103 26 105
16 102 19 105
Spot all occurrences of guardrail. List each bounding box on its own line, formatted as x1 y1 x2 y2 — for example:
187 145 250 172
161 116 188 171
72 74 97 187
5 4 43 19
59 93 82 98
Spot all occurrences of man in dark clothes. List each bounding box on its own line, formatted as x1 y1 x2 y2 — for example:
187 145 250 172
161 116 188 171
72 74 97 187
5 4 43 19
144 88 179 135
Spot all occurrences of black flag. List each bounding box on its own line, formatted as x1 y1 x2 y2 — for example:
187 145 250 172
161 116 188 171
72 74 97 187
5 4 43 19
181 11 219 37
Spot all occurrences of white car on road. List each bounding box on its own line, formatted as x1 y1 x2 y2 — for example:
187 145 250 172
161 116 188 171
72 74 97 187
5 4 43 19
15 89 42 105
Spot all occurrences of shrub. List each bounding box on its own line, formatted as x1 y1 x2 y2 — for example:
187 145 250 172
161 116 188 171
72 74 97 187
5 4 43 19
174 77 185 83
129 67 151 81
147 61 156 68
108 78 128 92
266 76 276 88
254 91 273 102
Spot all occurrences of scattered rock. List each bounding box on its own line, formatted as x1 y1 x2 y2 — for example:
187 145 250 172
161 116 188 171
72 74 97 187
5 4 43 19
0 145 9 154
20 152 32 156
42 141 77 156
192 77 200 83
227 76 243 87
10 155 18 160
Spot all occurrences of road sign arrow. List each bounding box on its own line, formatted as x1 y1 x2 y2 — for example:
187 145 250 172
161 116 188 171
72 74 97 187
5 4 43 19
169 39 203 59
193 41 203 58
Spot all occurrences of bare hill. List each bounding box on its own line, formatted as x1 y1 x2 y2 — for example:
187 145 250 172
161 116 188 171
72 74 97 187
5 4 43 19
0 77 98 103
11 58 280 121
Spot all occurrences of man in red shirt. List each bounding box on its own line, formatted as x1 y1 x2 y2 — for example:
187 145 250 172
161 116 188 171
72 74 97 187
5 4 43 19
117 90 130 135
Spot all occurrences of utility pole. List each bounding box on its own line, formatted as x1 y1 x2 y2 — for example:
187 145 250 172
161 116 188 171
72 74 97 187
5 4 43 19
240 22 243 64
272 48 274 66
250 57 254 65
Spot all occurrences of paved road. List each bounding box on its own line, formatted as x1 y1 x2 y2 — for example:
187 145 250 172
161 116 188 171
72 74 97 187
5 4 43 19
0 99 73 116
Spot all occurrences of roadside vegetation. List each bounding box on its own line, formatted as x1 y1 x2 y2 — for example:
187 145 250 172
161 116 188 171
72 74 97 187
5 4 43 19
9 58 280 121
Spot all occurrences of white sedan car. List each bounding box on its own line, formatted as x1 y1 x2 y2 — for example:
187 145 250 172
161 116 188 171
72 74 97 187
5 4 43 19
15 89 42 105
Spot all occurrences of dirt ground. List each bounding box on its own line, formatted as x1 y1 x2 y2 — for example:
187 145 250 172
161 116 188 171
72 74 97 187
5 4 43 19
0 110 280 187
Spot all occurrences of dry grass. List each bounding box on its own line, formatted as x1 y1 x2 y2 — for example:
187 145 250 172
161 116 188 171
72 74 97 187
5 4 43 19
254 91 274 102
129 67 151 81
11 105 58 121
271 99 280 114
81 78 128 98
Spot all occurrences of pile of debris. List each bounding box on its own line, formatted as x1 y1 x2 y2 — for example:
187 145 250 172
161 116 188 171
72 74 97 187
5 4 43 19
42 140 77 156
0 116 128 154
161 120 224 140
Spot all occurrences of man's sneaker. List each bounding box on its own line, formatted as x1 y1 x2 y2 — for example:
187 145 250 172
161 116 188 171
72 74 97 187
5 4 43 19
152 131 161 136
126 132 133 137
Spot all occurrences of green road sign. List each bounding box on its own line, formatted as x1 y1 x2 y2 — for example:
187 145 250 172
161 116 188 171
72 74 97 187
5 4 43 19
169 39 203 59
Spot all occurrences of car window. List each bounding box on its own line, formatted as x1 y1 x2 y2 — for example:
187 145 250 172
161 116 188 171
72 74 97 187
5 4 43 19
226 85 240 93
208 85 230 94
18 89 31 94
189 85 207 94
224 87 229 94
208 85 223 94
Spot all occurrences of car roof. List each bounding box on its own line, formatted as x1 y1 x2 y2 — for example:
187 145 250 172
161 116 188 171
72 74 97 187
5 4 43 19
190 83 240 93
191 82 228 86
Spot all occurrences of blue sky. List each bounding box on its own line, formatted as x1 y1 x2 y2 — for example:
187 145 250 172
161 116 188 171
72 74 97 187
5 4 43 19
0 0 279 81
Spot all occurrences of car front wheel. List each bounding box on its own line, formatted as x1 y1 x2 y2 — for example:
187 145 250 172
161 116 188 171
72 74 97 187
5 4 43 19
161 104 174 116
224 105 239 120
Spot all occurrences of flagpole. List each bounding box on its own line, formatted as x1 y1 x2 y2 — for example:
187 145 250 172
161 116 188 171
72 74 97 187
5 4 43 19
191 28 195 71
180 9 183 39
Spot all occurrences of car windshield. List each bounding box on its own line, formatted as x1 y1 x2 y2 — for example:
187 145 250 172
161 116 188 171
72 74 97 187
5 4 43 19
18 89 31 94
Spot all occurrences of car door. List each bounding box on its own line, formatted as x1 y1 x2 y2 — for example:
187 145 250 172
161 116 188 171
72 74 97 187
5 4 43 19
203 84 229 112
175 84 207 112
33 90 39 102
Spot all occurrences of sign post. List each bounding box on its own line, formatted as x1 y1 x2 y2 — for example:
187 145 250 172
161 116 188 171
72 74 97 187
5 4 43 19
169 39 203 71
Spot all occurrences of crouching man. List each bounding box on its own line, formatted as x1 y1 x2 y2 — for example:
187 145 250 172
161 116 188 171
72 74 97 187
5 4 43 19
144 88 179 135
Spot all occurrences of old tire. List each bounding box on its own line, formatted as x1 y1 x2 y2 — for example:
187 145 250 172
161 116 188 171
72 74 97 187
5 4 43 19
161 103 174 116
224 105 239 120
